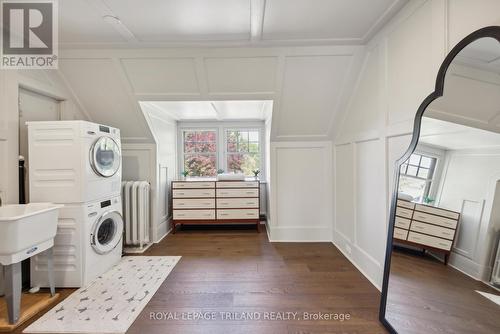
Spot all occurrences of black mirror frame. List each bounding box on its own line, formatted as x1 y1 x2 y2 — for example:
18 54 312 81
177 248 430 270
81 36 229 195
379 25 500 333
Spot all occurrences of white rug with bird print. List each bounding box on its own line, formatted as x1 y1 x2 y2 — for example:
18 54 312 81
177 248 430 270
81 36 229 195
24 256 181 333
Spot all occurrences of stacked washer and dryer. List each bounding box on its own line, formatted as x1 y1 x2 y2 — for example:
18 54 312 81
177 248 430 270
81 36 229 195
27 121 124 288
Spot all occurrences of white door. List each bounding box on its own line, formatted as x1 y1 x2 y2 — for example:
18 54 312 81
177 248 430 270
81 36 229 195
19 88 60 201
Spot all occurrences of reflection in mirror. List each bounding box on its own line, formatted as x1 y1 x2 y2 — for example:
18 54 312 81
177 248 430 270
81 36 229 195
385 37 500 333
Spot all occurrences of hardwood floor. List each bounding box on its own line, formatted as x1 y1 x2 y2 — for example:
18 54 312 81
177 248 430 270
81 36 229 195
11 225 385 334
386 248 500 334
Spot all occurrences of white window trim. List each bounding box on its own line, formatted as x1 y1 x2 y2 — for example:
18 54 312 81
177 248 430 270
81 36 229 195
177 121 266 180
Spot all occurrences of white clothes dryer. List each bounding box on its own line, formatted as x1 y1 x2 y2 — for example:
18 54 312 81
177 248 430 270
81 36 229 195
28 120 122 204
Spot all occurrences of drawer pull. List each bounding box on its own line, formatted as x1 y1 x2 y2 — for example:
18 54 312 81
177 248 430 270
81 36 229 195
246 213 255 216
438 242 448 247
177 214 185 217
178 203 185 205
246 202 255 205
246 191 254 194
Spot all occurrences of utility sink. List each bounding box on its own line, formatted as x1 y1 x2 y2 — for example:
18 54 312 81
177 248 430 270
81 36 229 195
0 203 62 266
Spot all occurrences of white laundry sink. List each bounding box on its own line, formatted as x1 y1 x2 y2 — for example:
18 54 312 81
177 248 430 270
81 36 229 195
0 203 62 265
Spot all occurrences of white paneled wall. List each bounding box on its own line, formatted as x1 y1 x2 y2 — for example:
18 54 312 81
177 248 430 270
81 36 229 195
58 45 365 143
437 149 500 281
333 0 500 289
268 141 332 241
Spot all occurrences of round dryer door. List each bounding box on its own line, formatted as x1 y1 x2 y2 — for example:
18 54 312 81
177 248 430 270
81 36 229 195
91 211 123 254
90 137 121 177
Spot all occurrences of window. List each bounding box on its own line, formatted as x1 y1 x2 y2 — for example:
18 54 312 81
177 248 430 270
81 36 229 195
399 153 437 202
179 125 264 178
182 130 217 176
226 130 260 176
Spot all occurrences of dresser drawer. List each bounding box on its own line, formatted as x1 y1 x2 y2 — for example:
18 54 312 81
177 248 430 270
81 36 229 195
412 211 457 229
394 228 408 240
410 221 455 240
407 231 452 250
173 199 215 209
217 181 259 188
396 207 413 219
395 216 411 229
217 209 259 220
173 210 215 220
217 198 259 208
216 188 259 198
397 200 415 210
415 204 459 220
172 189 215 198
173 182 215 189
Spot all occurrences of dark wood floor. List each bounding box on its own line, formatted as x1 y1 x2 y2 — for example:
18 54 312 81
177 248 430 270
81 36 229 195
386 248 500 334
13 225 386 334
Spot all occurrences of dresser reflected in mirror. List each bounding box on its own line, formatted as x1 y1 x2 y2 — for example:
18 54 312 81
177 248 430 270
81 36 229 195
382 32 500 334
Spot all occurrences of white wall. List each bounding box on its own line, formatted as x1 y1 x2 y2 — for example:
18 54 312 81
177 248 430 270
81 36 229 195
436 148 500 281
333 0 500 289
0 69 87 205
130 103 179 242
268 141 333 241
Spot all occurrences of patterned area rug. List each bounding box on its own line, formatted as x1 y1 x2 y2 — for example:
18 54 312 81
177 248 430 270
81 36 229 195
24 256 181 333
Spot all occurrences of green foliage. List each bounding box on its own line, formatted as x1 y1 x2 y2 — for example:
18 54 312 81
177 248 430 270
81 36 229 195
252 169 260 177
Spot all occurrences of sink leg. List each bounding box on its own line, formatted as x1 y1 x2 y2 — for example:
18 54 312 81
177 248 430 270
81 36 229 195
5 262 21 324
46 248 55 297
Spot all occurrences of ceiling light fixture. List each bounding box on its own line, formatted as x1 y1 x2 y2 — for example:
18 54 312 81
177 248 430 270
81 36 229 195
102 14 137 42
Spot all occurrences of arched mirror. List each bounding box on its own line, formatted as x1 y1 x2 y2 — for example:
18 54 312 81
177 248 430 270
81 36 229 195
380 26 500 334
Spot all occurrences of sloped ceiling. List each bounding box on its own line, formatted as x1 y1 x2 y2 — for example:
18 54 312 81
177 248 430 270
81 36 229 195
56 0 408 141
59 45 365 141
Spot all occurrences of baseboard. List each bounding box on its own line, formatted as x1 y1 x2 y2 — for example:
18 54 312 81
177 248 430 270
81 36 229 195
332 232 383 291
155 216 172 243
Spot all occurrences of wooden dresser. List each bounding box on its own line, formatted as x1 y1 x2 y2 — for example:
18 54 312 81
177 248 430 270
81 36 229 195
393 199 460 264
171 180 260 232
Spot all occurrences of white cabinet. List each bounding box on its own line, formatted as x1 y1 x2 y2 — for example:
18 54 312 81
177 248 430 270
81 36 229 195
393 199 460 264
171 180 260 232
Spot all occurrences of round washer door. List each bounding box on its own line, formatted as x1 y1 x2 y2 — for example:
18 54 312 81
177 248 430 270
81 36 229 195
90 137 121 177
91 211 123 254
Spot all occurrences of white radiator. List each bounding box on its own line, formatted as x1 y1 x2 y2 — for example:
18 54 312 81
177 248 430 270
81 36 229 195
492 235 500 287
122 181 151 252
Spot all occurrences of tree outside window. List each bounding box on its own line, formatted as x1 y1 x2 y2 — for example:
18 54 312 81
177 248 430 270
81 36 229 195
183 130 217 176
226 130 260 176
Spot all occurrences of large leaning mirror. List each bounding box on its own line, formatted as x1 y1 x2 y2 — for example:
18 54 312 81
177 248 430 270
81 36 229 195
380 26 500 334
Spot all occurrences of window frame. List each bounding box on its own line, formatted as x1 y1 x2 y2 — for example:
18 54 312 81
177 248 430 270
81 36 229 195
179 127 219 177
177 121 265 180
223 127 262 176
399 151 441 202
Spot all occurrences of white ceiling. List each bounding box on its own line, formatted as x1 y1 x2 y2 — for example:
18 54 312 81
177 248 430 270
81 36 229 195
454 37 500 73
420 117 500 150
141 100 273 121
59 0 408 47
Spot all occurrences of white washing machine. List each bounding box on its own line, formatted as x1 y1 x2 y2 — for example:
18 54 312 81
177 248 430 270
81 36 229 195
31 196 123 288
27 120 122 204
